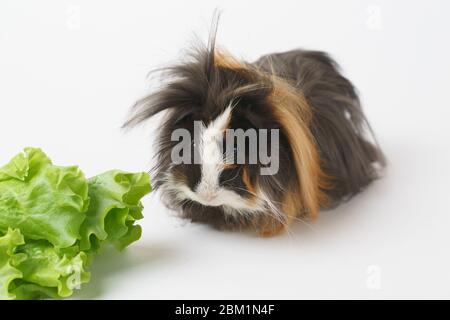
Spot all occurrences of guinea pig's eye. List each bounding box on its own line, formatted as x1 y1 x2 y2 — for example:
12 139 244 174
219 167 239 185
219 166 249 197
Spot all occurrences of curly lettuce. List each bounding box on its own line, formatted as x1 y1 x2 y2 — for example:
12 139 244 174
0 148 88 248
0 228 26 299
80 171 150 252
0 148 151 299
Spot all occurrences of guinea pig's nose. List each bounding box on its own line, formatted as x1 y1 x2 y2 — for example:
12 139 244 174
195 183 221 205
197 190 219 203
203 192 218 202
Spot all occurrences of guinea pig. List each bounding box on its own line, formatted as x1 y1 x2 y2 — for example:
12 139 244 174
125 33 385 236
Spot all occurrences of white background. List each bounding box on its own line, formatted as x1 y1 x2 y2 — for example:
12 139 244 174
1 0 449 299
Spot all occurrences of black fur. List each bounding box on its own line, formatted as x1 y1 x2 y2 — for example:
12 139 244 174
125 39 385 233
254 50 385 205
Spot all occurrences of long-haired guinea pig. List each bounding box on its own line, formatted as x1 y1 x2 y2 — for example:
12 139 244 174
125 32 385 236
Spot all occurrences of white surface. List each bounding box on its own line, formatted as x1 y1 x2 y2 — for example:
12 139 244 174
1 0 449 299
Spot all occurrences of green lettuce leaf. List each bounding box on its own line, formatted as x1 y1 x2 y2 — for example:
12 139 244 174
0 148 151 299
13 241 90 299
0 148 89 248
0 229 26 300
80 171 151 252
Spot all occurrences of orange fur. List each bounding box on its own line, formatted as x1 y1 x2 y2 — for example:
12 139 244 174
269 77 330 219
215 49 331 229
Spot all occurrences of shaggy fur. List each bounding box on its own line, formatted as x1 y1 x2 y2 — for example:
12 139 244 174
125 33 385 236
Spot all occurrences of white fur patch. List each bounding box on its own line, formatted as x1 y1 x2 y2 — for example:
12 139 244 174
165 105 267 214
196 105 231 197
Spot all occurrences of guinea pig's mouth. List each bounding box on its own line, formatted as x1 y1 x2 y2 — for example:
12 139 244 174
185 186 246 208
165 179 266 213
192 195 223 207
